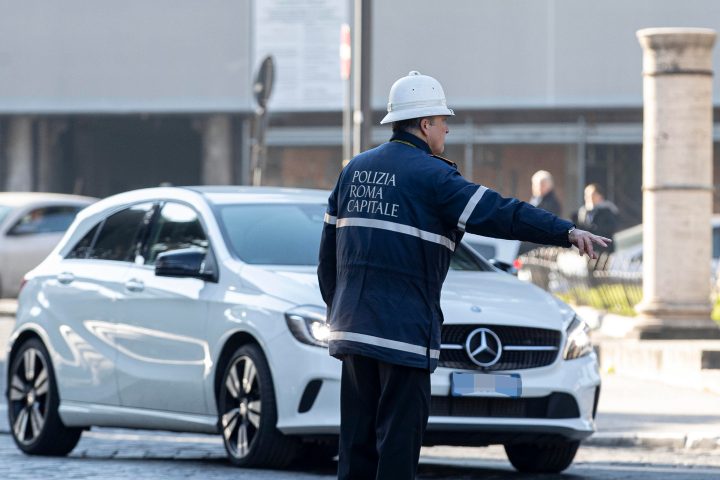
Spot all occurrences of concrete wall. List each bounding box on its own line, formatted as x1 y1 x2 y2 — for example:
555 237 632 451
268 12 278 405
373 0 720 109
2 1 720 113
0 0 253 113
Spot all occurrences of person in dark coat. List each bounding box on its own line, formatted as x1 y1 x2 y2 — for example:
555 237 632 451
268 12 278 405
574 183 618 253
530 170 562 215
518 170 563 255
317 71 610 480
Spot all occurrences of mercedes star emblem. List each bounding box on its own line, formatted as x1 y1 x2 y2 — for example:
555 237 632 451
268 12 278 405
465 327 503 367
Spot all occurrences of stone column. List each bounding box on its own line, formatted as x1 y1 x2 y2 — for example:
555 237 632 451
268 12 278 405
6 116 34 191
200 115 233 185
36 119 68 192
635 28 718 338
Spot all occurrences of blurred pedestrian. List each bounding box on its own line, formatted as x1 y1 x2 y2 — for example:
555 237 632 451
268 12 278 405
574 183 618 253
518 170 563 255
530 170 562 215
317 71 609 480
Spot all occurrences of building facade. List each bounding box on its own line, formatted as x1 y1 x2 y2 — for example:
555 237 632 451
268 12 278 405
1 0 720 228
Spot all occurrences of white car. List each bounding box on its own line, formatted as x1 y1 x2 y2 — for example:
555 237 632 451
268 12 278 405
463 233 520 266
6 187 600 473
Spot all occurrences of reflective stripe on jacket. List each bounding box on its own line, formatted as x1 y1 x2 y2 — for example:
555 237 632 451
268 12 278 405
318 130 573 371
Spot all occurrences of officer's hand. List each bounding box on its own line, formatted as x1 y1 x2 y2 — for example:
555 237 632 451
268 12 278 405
568 228 611 259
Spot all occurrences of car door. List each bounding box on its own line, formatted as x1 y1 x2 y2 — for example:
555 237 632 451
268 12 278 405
116 201 211 414
43 202 155 406
0 204 84 297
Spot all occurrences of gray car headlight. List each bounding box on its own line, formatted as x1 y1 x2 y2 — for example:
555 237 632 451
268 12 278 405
284 305 330 348
563 316 593 360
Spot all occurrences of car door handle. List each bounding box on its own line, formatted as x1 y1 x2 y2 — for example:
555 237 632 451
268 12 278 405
57 272 75 285
125 279 145 292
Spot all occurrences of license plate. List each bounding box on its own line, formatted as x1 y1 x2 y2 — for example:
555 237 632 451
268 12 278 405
450 372 522 397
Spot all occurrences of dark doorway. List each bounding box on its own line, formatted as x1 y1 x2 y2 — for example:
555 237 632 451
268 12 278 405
60 116 202 198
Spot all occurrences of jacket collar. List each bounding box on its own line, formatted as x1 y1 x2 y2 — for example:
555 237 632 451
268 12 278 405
389 130 432 154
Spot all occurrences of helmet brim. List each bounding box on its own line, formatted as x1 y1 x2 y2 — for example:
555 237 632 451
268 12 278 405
380 106 455 125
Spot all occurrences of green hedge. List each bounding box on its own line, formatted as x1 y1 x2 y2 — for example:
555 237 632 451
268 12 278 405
555 283 642 317
557 285 720 325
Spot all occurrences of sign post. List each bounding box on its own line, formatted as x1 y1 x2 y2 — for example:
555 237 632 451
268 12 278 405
250 55 275 186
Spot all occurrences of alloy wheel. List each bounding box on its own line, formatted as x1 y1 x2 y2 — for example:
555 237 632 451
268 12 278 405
9 348 50 445
221 355 262 459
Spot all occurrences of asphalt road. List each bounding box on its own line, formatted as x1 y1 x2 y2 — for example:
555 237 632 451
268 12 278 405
2 314 720 479
0 429 719 479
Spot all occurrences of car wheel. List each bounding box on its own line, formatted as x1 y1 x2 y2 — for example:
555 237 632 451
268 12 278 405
504 440 580 473
218 343 299 468
7 338 82 456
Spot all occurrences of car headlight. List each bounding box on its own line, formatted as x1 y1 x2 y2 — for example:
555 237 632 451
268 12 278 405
563 315 593 360
284 305 330 348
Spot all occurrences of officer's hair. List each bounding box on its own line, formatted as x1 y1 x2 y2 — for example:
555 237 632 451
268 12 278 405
391 117 434 133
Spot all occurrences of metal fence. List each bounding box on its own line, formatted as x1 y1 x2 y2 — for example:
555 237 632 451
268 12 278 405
518 247 643 316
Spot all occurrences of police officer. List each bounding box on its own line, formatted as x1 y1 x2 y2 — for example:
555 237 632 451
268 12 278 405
317 71 609 480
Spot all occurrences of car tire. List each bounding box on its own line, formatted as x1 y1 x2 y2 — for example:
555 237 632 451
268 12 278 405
218 343 299 468
504 440 580 473
7 338 82 456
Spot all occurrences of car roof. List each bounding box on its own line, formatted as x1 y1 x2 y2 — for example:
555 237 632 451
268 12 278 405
183 186 330 205
0 192 97 207
614 215 720 251
75 186 329 224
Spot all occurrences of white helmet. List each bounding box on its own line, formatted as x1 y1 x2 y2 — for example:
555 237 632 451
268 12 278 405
380 71 455 125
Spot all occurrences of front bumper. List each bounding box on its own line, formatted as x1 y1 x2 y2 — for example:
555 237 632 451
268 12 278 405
425 352 600 444
274 344 600 444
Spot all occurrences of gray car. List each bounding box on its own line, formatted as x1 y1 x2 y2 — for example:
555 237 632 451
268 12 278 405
0 193 96 298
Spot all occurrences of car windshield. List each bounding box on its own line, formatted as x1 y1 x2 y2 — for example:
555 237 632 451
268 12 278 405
216 203 491 270
0 205 11 225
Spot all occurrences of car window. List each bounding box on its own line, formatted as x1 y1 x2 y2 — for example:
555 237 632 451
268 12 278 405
218 203 325 265
0 205 12 225
7 206 83 236
85 203 154 262
144 202 208 265
464 240 496 260
216 202 493 271
451 243 493 271
66 223 101 259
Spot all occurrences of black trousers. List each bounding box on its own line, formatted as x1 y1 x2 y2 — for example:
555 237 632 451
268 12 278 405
337 354 430 480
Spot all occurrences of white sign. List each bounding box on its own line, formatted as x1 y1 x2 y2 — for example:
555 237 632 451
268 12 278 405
254 0 349 111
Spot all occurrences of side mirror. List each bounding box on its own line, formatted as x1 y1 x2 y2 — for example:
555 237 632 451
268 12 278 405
489 259 518 276
155 248 218 282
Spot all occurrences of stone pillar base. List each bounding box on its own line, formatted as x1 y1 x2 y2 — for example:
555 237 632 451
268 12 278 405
634 301 720 339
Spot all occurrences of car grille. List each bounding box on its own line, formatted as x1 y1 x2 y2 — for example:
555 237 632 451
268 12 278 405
430 392 580 419
439 324 561 371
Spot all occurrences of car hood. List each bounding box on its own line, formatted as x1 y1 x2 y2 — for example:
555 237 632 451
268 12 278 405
239 266 571 331
441 271 571 330
237 264 326 306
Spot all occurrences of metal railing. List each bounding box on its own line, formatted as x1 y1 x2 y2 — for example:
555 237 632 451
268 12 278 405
518 247 643 316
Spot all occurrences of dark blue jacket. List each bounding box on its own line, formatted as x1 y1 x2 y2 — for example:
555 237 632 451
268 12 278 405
318 131 573 371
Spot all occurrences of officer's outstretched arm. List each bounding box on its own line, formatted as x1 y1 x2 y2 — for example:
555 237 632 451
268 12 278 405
436 169 573 248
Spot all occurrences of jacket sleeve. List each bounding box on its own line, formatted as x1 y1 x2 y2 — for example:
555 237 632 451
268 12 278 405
318 182 339 308
436 169 573 247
